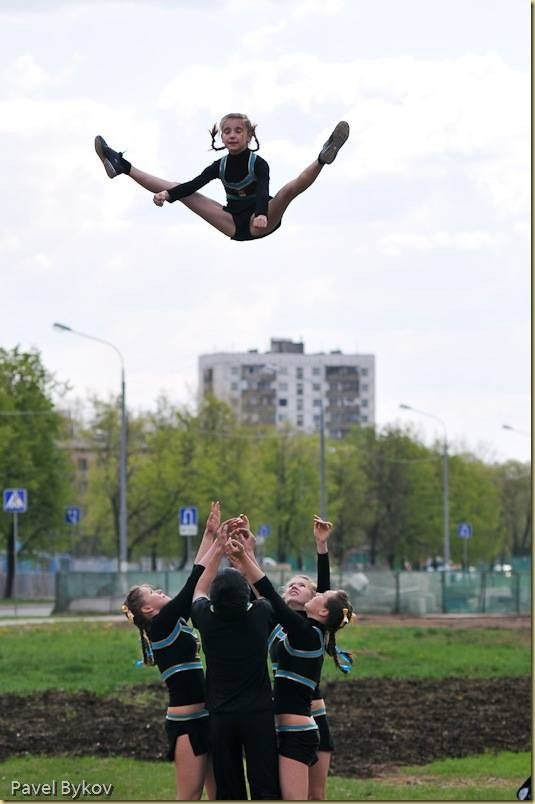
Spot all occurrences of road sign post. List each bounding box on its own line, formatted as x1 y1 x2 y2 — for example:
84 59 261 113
3 489 28 601
457 522 473 570
179 507 199 569
65 507 82 562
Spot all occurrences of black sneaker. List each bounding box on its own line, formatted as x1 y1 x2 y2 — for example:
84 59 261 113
318 121 350 165
94 135 131 178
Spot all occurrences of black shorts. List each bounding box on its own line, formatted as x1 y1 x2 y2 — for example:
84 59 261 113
225 200 282 242
313 713 334 753
164 713 211 761
276 726 319 767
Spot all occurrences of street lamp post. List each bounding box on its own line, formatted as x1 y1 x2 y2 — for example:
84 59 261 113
400 403 450 569
53 322 128 574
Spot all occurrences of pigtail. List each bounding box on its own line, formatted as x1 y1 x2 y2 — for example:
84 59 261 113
122 590 155 667
138 625 155 666
324 593 355 674
325 630 354 674
209 123 226 152
249 124 260 152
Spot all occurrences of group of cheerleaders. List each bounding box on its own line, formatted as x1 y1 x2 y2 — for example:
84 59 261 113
106 110 353 799
122 503 355 801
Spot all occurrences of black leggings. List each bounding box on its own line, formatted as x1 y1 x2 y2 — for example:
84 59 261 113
209 710 280 800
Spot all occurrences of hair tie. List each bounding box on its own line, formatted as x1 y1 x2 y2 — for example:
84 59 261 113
122 604 134 623
335 647 354 674
341 607 349 626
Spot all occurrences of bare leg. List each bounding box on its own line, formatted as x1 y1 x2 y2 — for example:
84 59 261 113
308 751 331 800
128 167 236 238
174 735 211 801
279 755 309 800
249 160 324 238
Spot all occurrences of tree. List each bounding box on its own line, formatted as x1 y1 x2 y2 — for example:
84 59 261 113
491 460 531 559
0 347 72 597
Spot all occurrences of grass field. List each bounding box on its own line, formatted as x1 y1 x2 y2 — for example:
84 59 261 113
0 752 529 801
0 620 530 801
0 621 530 695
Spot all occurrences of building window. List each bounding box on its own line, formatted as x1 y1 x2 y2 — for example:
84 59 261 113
361 399 368 407
279 399 288 407
231 366 239 374
279 367 288 375
297 384 303 395
361 368 368 376
278 382 288 391
296 367 303 379
361 415 368 422
231 382 238 391
313 398 322 407
77 457 88 471
297 399 304 411
312 383 321 392
362 383 368 392
297 416 304 427
312 367 320 375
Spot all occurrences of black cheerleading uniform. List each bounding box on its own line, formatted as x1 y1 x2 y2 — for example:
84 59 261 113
191 596 280 800
147 564 209 760
268 552 335 754
166 148 281 241
255 574 327 766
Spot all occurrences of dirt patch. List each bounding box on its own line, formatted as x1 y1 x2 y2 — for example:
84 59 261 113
0 677 530 777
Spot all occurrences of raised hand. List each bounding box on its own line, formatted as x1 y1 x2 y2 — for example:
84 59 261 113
206 501 221 537
313 514 333 546
225 536 245 562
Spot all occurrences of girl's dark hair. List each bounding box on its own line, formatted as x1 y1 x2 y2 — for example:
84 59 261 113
210 567 250 620
324 590 354 673
122 585 155 666
209 113 260 152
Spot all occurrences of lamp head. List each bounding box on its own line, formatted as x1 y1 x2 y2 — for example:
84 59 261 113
53 322 72 332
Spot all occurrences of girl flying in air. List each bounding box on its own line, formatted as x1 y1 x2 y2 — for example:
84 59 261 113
94 114 349 242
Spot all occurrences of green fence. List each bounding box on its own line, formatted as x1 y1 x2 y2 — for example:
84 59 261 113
54 569 531 616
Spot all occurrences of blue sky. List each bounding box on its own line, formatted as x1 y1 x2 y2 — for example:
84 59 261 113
1 0 530 462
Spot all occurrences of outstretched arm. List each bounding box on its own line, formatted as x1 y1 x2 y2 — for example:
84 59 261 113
194 501 221 565
314 515 333 592
192 519 232 602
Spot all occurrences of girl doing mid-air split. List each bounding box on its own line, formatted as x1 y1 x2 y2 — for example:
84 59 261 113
121 502 223 801
94 114 349 242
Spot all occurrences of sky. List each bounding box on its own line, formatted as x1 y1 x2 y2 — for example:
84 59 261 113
1 0 531 463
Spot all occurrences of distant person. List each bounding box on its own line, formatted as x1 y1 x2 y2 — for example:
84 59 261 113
94 114 349 242
121 503 222 801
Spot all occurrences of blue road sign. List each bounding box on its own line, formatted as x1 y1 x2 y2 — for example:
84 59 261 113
65 506 82 525
179 506 198 536
457 522 473 539
3 488 27 513
257 523 271 538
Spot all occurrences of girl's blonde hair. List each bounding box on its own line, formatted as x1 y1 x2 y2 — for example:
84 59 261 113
209 113 260 152
122 584 155 666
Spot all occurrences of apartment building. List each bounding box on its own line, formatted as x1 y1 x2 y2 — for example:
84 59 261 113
198 338 375 438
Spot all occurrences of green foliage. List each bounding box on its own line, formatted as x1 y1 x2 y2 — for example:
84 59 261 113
9 351 526 571
0 347 72 583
